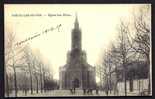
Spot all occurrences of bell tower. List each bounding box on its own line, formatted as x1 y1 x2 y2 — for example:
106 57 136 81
59 13 96 90
71 13 82 51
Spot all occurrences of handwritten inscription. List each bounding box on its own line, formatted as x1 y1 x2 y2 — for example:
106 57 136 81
15 24 62 46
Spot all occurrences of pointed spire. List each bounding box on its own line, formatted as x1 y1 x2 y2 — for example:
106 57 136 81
75 12 78 23
74 12 79 29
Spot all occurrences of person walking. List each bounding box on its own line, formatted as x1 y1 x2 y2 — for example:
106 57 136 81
83 88 86 95
96 87 99 95
87 89 90 95
105 89 109 96
73 87 76 94
70 88 73 94
90 88 93 95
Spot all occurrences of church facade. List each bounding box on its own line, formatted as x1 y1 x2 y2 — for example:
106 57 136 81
59 15 96 89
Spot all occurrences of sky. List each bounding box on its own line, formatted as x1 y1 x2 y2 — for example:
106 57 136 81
4 4 150 81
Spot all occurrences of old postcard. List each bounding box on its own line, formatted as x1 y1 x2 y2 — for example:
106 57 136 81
4 4 152 97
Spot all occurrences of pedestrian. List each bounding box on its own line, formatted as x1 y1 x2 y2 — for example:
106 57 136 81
87 89 90 94
70 88 73 94
73 87 76 94
83 88 86 95
106 90 108 96
96 87 99 95
90 88 93 95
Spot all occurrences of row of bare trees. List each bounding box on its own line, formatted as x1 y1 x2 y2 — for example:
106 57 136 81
96 5 151 96
5 32 56 97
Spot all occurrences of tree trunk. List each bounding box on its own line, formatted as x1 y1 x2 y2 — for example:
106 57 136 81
114 68 118 96
108 56 111 94
107 76 109 96
40 65 43 93
124 70 127 96
43 71 45 92
36 77 38 93
30 71 33 94
123 61 127 96
13 66 17 97
5 73 9 97
24 70 27 96
142 80 143 91
109 74 111 94
40 74 43 93
147 55 151 95
138 79 141 95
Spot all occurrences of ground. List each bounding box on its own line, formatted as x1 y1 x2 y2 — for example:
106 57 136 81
6 89 142 97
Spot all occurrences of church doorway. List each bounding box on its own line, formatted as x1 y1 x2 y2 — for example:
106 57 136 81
73 78 80 88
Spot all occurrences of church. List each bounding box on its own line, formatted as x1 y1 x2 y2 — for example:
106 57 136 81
59 14 96 89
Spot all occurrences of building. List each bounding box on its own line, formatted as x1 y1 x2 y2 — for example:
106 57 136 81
59 14 96 89
117 61 150 95
105 61 150 95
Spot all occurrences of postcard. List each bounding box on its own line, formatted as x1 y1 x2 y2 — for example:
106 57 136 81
4 4 152 97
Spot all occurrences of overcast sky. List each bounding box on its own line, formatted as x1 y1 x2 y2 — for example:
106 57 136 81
5 4 150 81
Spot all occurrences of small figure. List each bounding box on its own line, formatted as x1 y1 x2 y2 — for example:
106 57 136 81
70 88 73 94
83 88 86 95
96 87 99 95
90 88 93 95
87 89 90 94
73 87 76 94
105 90 108 96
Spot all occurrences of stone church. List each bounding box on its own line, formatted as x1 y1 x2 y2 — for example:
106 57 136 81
59 14 96 89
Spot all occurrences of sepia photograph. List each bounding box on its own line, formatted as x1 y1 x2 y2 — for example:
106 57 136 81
4 4 151 97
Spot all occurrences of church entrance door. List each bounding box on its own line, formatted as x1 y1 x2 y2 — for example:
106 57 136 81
73 78 80 88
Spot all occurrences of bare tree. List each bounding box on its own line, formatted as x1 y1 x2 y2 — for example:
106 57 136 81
41 60 54 91
101 49 113 96
23 45 34 94
31 53 47 94
33 49 45 93
114 20 133 96
5 32 16 97
5 32 25 97
101 46 121 95
108 44 121 95
131 5 151 94
95 65 104 89
18 66 29 96
32 63 40 94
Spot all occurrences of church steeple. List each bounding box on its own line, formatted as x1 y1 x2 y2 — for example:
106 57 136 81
74 13 79 29
71 13 82 51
